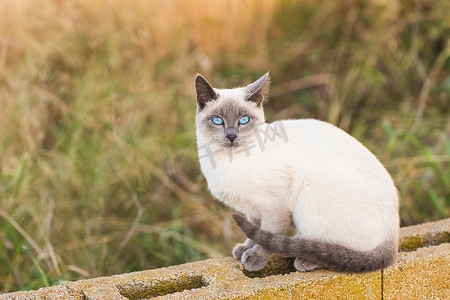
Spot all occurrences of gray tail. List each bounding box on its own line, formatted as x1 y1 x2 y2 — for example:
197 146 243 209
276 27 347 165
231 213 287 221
232 214 396 273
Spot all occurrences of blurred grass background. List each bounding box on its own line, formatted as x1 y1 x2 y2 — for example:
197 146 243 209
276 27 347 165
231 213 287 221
0 0 449 293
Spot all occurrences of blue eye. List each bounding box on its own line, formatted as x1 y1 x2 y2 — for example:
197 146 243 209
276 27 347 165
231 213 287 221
239 116 250 125
211 116 224 125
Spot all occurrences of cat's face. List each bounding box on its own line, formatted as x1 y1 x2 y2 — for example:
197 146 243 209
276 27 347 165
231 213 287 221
195 73 270 148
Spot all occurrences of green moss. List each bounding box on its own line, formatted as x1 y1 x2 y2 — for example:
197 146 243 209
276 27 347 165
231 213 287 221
399 232 450 252
116 275 207 299
399 236 424 252
242 255 296 278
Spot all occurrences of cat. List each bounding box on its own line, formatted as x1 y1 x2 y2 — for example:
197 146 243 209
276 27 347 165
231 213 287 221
195 72 399 273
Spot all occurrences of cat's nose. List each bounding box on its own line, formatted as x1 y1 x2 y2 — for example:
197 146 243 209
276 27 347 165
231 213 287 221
226 134 237 143
226 127 237 143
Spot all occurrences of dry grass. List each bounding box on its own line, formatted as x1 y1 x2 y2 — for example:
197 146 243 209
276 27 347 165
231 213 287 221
0 0 449 293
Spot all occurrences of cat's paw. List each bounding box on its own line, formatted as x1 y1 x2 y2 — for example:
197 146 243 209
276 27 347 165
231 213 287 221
232 243 248 259
294 258 320 272
241 245 271 272
233 239 256 259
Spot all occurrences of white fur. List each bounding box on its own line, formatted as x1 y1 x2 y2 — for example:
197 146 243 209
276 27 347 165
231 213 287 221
196 89 399 252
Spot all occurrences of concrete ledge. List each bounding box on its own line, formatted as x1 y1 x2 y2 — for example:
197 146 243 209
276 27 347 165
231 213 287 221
384 243 450 299
398 218 450 252
0 285 83 300
1 218 449 300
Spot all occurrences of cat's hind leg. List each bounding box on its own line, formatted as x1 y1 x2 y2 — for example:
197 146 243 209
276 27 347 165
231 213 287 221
294 257 320 272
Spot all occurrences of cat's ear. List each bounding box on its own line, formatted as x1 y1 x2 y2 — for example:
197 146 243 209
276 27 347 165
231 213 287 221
245 72 270 106
195 74 218 110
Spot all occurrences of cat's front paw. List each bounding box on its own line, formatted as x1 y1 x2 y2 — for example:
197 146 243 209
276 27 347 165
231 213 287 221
294 258 320 272
232 238 256 259
241 245 271 272
232 243 248 259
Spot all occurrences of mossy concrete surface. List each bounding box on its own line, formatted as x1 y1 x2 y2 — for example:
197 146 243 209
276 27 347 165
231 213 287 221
1 218 449 300
398 218 450 252
0 285 83 300
383 243 450 299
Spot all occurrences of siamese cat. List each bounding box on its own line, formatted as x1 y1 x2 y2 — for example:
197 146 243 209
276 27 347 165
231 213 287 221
195 73 399 273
